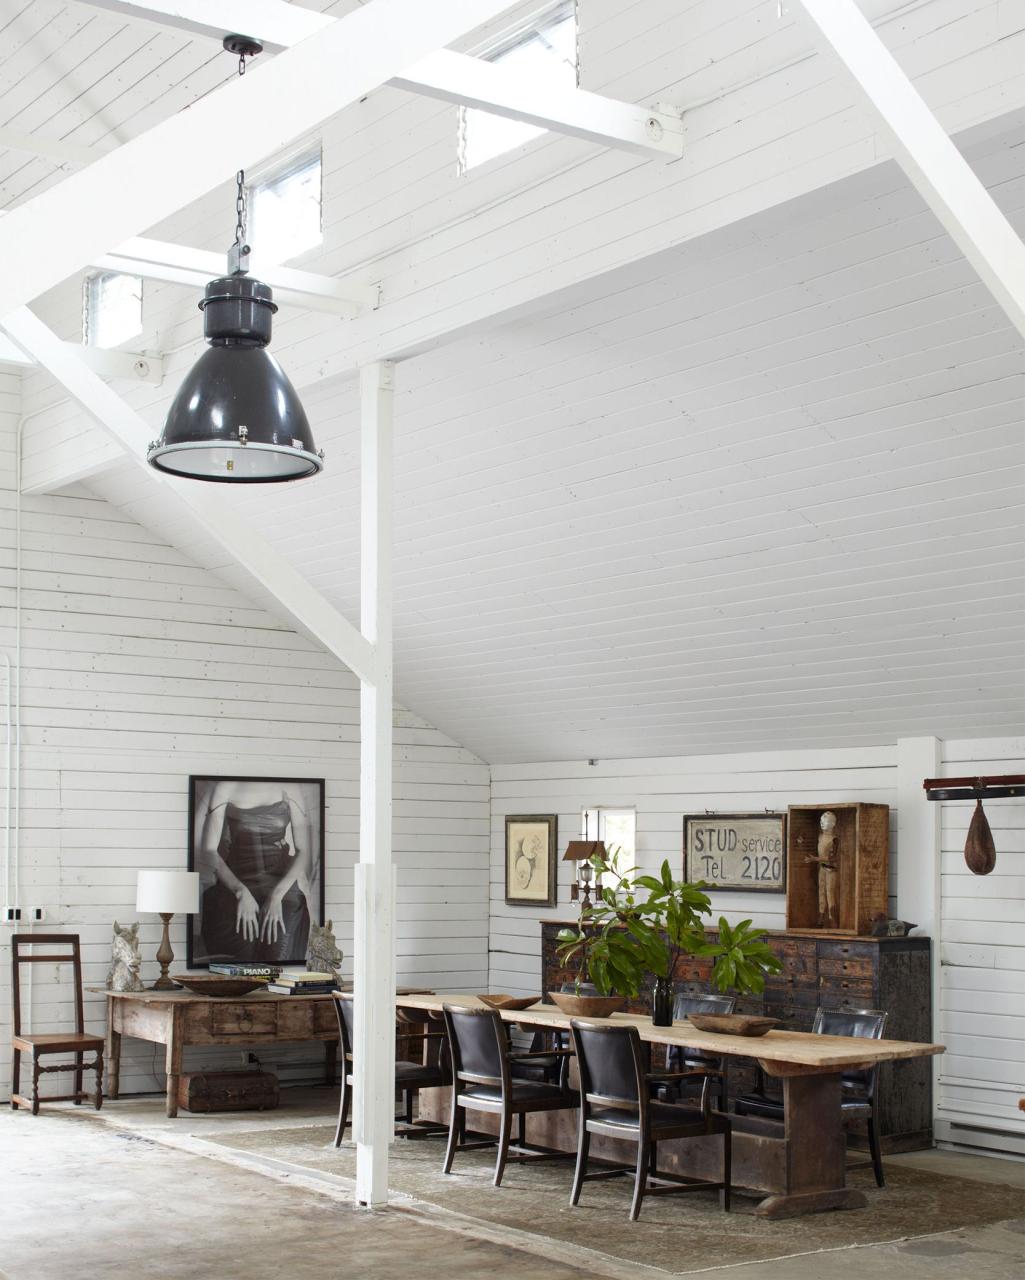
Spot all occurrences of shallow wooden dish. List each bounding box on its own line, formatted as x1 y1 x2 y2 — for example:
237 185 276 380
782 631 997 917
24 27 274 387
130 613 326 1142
172 974 267 998
548 990 626 1019
687 1012 778 1037
477 994 540 1011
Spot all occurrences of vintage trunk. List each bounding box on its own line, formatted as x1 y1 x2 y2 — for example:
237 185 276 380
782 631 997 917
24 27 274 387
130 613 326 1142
175 1070 280 1113
541 921 933 1151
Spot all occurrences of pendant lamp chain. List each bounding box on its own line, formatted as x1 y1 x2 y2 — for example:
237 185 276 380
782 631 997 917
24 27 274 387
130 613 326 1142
234 48 249 262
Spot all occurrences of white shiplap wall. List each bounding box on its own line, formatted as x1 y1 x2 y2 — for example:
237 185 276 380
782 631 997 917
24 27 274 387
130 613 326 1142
936 737 1025 1154
489 746 898 992
0 384 489 1101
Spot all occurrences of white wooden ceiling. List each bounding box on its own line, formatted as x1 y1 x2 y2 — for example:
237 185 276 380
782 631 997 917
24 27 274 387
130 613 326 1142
79 117 1025 764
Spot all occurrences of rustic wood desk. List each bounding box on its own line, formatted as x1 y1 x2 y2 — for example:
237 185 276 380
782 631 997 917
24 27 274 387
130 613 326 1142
398 993 945 1219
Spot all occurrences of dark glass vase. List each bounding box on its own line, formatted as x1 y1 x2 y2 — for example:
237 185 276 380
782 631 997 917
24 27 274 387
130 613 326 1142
651 976 673 1026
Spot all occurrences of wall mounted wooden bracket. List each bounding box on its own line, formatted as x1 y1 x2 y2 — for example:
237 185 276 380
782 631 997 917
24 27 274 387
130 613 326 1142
922 775 1025 801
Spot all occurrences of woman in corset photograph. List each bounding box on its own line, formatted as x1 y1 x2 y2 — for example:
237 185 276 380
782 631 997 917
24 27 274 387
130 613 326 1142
188 776 325 966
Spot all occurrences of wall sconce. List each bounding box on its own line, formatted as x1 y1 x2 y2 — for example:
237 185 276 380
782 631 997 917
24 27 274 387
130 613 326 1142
563 839 607 907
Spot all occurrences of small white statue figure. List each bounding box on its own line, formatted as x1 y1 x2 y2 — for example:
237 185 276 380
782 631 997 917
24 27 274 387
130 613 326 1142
805 811 840 929
306 920 343 980
106 920 144 992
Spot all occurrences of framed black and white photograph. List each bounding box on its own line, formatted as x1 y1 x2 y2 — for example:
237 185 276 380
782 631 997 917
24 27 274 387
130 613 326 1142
187 776 325 967
683 812 787 893
504 814 558 907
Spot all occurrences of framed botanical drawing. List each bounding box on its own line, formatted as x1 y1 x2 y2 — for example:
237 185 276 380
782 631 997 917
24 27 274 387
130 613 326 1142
187 775 326 967
505 814 558 907
683 812 787 893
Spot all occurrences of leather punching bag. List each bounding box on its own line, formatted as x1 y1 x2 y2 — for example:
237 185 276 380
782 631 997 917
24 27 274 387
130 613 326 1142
964 798 997 875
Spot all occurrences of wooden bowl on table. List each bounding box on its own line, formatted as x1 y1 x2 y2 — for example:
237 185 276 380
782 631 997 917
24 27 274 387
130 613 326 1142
172 974 268 998
548 990 626 1019
687 1012 778 1037
477 994 540 1011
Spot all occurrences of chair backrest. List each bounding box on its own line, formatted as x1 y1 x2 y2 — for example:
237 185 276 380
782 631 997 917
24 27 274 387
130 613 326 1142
668 990 738 1068
813 1005 888 1095
331 992 355 1061
570 1019 646 1111
443 1005 506 1088
11 934 85 1038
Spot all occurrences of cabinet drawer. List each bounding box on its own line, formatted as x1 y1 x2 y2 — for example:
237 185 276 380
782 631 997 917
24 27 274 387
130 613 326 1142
314 1001 339 1035
817 940 874 961
818 956 873 979
818 976 875 1001
209 1004 278 1038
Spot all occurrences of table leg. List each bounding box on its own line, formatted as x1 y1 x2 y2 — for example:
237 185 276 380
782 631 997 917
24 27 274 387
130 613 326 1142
105 997 121 1100
754 1071 868 1218
165 1006 184 1118
325 1039 338 1087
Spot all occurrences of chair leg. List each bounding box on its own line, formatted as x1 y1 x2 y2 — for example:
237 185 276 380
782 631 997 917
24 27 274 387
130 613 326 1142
721 1127 731 1212
867 1113 884 1188
31 1057 41 1116
570 1116 590 1207
631 1136 650 1222
517 1111 527 1147
94 1053 103 1111
649 1140 658 1178
404 1090 414 1125
493 1106 514 1187
74 1051 83 1104
442 1095 461 1174
334 1076 350 1148
11 1049 20 1109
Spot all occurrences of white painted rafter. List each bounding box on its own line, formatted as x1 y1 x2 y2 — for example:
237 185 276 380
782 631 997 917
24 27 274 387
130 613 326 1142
98 237 376 317
0 334 161 385
0 127 113 167
75 0 684 159
0 0 521 318
1 306 377 686
795 0 1025 338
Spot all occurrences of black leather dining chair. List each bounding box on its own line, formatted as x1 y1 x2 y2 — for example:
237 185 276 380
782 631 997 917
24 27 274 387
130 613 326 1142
733 1005 888 1186
569 1018 731 1222
655 992 737 1112
331 993 449 1146
441 1004 576 1186
510 982 581 1084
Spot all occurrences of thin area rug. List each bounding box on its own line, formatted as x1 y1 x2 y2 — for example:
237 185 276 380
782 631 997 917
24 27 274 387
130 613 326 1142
207 1125 1025 1275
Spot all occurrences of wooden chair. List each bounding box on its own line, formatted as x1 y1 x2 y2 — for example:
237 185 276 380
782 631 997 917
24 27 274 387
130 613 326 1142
441 1004 576 1186
569 1018 731 1222
733 1005 888 1186
11 934 103 1114
331 992 449 1146
654 992 737 1112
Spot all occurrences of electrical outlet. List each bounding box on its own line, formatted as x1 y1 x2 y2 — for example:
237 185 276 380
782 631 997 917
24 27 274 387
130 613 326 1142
30 908 44 922
4 906 21 922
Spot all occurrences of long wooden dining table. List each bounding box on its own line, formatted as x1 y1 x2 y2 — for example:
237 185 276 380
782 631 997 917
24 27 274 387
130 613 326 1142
396 993 945 1218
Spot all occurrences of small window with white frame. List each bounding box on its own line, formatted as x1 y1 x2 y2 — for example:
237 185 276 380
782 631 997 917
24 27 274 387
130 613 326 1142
247 149 322 266
460 1 578 173
582 807 637 881
83 271 142 349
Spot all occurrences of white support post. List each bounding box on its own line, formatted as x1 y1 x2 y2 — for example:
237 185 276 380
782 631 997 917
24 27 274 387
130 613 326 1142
353 360 396 1207
795 0 1025 338
896 736 943 1106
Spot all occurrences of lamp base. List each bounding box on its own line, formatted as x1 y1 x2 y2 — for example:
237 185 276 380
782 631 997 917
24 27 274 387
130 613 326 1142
151 911 178 990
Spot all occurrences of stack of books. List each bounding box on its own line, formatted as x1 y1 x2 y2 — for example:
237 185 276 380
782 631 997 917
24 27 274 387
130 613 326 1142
266 969 339 995
209 963 279 981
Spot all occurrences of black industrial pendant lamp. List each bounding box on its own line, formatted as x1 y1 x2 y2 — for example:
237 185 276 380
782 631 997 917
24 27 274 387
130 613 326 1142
147 36 324 484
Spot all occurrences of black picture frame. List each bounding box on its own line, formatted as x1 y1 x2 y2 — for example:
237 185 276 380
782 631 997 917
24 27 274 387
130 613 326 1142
186 775 326 968
504 814 558 907
683 812 787 893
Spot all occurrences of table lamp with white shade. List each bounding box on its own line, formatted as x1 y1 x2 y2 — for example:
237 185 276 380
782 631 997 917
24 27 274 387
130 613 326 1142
136 869 200 990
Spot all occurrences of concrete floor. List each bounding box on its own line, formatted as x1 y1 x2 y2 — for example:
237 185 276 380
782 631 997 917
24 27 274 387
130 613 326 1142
2 1092 1023 1280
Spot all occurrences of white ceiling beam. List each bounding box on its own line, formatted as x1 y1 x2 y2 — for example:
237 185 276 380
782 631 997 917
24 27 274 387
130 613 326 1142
795 0 1025 338
2 305 378 685
76 0 683 159
98 237 376 316
0 334 162 384
0 0 519 318
0 127 114 167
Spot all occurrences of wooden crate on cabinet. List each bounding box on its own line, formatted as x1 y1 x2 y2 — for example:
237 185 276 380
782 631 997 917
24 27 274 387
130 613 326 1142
786 802 889 936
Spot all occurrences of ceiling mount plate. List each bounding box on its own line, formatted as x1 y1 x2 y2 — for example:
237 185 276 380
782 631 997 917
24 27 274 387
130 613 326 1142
223 34 264 58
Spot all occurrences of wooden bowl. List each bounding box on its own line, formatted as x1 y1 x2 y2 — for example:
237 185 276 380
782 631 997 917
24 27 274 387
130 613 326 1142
687 1012 778 1037
172 974 267 997
477 994 540 1011
548 990 626 1019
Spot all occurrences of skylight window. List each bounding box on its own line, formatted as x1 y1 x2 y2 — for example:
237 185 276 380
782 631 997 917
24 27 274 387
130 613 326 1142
460 2 577 172
84 271 142 349
248 150 322 266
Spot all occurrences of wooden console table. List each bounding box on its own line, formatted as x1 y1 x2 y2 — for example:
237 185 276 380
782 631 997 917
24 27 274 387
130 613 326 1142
404 993 944 1219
